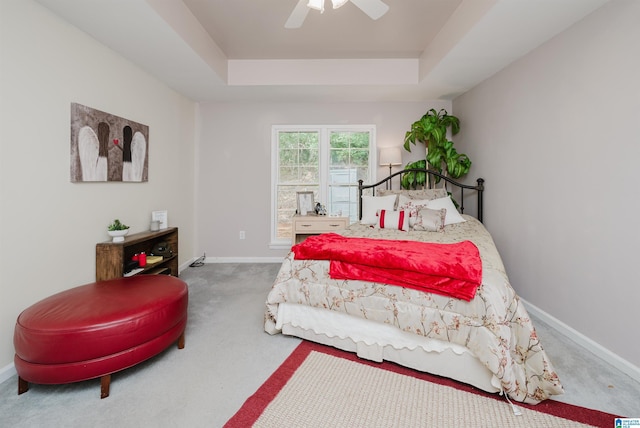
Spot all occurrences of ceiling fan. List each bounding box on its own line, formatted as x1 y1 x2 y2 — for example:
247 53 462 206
285 0 390 29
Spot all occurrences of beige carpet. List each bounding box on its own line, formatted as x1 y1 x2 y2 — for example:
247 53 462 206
250 350 599 428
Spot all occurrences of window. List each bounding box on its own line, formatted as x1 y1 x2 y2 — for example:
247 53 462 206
271 125 376 246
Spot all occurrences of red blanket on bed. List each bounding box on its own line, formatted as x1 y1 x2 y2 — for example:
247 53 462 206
291 233 482 301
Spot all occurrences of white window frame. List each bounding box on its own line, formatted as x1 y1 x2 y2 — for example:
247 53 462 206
270 124 376 248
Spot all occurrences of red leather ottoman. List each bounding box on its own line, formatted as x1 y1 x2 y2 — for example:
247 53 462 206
13 275 188 398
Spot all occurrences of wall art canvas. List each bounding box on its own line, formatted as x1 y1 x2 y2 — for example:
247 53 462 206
70 103 149 182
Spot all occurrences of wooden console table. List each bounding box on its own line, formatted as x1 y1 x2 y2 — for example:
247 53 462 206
96 227 178 281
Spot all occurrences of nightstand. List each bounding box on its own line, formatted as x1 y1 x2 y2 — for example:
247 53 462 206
292 214 349 244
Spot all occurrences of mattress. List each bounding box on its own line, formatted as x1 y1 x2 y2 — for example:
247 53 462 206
276 302 501 393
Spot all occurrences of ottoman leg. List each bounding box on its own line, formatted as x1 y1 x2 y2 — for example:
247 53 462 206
100 374 111 399
177 331 185 349
18 376 29 395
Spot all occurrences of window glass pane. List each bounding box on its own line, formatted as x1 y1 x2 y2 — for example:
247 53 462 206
273 127 373 244
278 131 319 186
329 148 350 169
276 130 320 241
328 184 359 222
327 130 370 221
279 166 298 184
299 147 318 165
350 149 369 166
298 166 319 183
350 132 370 148
300 132 318 147
279 149 298 166
276 186 296 239
279 132 300 149
276 185 320 240
356 166 369 182
329 132 348 148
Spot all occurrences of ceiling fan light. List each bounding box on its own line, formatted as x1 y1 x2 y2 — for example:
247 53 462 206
331 0 348 9
307 0 324 12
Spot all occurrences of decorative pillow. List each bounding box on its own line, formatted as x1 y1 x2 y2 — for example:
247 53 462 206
378 188 448 201
426 196 466 225
360 194 397 225
377 209 409 231
397 196 431 227
413 208 447 232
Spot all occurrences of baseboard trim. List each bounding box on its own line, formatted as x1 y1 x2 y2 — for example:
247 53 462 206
522 298 640 384
179 260 194 273
204 257 285 264
0 363 16 385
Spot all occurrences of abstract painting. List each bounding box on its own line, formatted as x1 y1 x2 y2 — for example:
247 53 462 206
70 103 149 182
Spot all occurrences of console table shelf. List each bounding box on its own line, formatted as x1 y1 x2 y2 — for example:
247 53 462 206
96 227 178 281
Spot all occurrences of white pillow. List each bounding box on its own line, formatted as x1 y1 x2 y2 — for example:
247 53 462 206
377 209 409 231
361 194 397 225
426 196 466 225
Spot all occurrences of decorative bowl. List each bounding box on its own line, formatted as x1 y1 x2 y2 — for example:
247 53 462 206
107 229 129 242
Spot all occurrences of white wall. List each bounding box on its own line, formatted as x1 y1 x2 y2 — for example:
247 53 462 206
0 1 197 369
195 101 451 259
453 0 640 367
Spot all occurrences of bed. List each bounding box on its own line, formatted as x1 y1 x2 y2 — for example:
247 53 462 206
264 169 563 404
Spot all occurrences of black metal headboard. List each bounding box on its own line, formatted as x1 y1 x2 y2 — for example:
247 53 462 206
358 168 485 222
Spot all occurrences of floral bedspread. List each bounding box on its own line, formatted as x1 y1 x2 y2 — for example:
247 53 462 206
264 216 564 404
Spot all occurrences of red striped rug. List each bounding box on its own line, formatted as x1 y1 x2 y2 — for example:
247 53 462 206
225 340 621 428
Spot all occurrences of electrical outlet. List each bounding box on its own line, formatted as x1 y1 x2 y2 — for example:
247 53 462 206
239 231 245 240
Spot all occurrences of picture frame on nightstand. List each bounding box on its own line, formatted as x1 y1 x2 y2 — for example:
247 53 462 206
296 191 314 216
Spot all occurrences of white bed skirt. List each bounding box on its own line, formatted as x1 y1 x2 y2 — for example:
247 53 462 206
275 303 501 394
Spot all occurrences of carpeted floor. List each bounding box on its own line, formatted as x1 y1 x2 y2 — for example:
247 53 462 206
0 263 638 427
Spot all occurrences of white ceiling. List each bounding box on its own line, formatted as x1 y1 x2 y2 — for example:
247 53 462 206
34 0 609 103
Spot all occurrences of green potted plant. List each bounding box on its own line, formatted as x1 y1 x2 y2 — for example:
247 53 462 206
401 109 471 188
107 219 130 242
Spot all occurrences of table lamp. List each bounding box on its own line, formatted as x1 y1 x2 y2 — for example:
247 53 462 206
379 147 402 189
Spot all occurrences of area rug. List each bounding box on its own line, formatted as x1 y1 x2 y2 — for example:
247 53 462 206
224 340 620 428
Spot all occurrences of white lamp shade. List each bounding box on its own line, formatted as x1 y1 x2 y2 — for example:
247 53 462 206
379 147 402 166
307 0 325 12
331 0 349 8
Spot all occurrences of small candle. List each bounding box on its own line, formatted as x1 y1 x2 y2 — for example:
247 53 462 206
138 252 147 267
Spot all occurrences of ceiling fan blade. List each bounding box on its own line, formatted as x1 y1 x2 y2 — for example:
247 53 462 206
350 0 389 20
285 0 311 29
